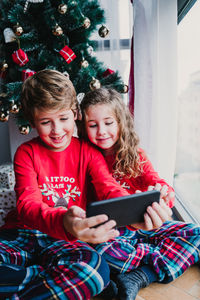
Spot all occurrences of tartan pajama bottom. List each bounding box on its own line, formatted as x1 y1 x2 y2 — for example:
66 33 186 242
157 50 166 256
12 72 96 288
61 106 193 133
0 229 110 300
94 221 200 283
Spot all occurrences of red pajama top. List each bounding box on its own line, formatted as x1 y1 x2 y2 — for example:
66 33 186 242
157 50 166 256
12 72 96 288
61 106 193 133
104 148 175 208
2 137 128 241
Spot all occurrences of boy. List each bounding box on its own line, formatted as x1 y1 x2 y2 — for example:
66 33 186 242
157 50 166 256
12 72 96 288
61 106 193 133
0 69 129 299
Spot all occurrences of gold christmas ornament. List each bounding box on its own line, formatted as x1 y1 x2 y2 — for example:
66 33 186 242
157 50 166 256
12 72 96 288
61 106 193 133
9 102 20 114
89 77 101 91
19 124 30 135
0 110 9 122
83 17 91 29
98 25 109 38
0 62 8 72
122 84 129 93
80 59 89 68
13 24 24 36
52 24 63 36
58 3 68 14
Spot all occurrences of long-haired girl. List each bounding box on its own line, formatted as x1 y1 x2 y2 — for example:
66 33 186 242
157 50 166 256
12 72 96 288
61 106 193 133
78 88 200 300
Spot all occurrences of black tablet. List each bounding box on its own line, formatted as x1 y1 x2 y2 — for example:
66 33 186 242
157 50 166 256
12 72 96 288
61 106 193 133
86 190 160 227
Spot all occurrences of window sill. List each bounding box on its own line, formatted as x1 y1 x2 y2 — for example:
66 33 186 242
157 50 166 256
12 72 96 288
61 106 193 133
172 193 199 224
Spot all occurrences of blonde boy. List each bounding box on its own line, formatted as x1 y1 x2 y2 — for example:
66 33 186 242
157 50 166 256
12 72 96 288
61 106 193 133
0 69 128 299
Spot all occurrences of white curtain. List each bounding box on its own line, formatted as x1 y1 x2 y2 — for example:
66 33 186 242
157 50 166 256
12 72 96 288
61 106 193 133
97 0 133 88
132 0 178 185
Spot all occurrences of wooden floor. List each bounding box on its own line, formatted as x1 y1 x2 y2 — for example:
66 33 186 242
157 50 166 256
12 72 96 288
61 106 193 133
93 265 200 300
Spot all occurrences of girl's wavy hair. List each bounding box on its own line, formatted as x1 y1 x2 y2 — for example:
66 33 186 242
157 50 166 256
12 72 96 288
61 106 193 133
79 87 142 177
21 69 77 126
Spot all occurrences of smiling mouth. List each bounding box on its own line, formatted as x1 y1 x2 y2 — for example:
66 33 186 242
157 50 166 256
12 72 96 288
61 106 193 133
97 138 110 142
51 135 66 143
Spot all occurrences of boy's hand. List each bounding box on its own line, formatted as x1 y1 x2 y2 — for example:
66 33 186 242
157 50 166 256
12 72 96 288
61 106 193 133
63 205 119 244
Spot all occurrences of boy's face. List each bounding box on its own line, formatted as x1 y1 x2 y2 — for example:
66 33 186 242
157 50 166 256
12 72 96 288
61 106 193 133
33 107 76 151
85 103 119 154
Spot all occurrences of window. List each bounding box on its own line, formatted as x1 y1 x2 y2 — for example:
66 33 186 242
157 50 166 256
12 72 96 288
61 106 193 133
91 0 133 103
174 0 200 223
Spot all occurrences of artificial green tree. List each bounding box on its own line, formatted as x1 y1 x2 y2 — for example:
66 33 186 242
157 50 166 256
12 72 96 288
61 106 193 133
0 0 127 134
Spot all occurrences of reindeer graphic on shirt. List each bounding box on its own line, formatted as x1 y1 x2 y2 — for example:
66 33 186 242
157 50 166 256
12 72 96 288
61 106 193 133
40 183 81 208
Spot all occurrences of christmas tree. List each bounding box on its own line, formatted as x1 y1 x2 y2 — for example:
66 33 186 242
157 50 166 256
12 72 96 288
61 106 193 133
0 0 127 134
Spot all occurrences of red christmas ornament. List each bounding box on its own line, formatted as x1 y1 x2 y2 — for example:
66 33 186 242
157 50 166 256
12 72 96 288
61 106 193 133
59 45 76 64
12 49 29 66
22 69 36 81
102 68 115 77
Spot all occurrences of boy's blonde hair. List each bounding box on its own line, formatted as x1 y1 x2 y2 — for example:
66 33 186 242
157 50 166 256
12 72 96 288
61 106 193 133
79 88 142 177
21 69 77 125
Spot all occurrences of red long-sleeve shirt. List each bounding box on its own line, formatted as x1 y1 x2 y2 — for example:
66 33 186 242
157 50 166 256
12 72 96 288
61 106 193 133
104 148 175 208
2 137 128 240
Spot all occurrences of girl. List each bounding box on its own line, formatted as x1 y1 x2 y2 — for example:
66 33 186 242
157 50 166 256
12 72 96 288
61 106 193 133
78 88 200 300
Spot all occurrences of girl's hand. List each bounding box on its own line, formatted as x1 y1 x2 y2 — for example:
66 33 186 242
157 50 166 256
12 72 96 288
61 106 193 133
147 184 175 205
143 198 173 229
131 186 173 230
63 205 119 244
132 198 172 230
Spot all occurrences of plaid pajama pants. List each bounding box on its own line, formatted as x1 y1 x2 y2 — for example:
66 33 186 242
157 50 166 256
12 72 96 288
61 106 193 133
94 221 200 283
0 229 110 300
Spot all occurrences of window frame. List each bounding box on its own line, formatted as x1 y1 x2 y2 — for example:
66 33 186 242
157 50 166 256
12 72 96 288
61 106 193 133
178 0 197 23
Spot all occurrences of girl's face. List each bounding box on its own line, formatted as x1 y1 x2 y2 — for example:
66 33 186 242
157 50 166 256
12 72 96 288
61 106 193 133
85 103 119 155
